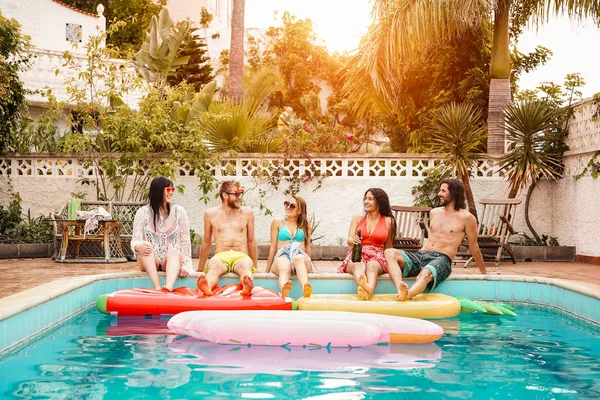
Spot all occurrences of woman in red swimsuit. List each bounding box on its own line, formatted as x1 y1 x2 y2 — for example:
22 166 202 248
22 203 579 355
338 188 396 300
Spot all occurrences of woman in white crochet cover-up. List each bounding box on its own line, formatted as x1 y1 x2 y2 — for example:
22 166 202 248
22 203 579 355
131 176 193 291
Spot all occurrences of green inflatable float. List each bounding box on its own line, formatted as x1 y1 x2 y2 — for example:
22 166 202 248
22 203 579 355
455 296 517 317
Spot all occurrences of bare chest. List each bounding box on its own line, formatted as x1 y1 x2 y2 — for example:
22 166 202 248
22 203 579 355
431 214 464 236
212 217 247 235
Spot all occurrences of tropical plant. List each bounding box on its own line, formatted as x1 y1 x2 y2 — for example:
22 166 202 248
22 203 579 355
201 68 284 152
346 0 600 153
133 8 191 95
343 19 492 152
0 12 32 154
499 100 562 243
309 212 325 244
0 193 52 243
229 0 245 100
426 103 488 219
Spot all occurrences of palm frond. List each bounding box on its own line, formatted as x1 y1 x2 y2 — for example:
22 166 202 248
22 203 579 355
427 102 487 178
527 0 600 27
360 0 490 104
500 100 563 195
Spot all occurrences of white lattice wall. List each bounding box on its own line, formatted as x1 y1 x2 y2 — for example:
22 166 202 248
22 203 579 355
2 153 599 255
563 101 600 177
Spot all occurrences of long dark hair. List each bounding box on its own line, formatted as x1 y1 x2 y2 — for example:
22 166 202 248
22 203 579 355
292 195 310 247
441 178 466 211
364 188 397 239
148 176 173 230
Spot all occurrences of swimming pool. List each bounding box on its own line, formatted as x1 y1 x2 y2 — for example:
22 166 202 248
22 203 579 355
1 305 599 399
0 274 599 398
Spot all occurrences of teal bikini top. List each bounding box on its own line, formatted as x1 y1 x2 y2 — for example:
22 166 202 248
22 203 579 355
277 224 306 243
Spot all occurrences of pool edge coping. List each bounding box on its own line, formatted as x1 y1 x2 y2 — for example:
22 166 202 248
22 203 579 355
1 272 598 322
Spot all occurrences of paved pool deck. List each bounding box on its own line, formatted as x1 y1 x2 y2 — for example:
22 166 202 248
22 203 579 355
1 258 599 300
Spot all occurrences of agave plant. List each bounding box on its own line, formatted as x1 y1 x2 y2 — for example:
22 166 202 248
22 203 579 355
169 81 217 126
500 100 562 242
427 102 487 219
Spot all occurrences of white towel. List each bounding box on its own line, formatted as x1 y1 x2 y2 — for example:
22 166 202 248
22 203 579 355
76 207 112 238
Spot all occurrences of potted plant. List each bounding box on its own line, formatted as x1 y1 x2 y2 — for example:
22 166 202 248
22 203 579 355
0 193 53 258
509 233 575 262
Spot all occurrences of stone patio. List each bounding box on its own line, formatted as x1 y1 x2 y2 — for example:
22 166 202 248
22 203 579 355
1 258 599 300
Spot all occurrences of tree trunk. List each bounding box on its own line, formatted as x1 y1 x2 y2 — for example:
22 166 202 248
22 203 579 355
524 181 542 244
486 0 512 154
461 174 478 221
487 79 511 154
490 0 511 79
229 0 245 101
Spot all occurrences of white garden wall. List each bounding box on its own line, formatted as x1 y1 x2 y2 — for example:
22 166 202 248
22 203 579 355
1 151 598 256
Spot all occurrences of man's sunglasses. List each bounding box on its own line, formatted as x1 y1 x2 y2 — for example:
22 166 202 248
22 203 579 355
283 201 297 210
226 190 244 198
165 187 175 194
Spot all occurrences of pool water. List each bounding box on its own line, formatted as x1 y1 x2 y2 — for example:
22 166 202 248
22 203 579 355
1 307 599 399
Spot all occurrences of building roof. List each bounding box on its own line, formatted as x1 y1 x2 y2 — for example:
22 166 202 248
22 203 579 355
51 0 100 18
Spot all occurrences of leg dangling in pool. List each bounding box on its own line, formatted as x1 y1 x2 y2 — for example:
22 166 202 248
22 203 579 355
241 274 254 296
196 273 213 296
396 282 409 301
281 280 292 297
303 282 312 298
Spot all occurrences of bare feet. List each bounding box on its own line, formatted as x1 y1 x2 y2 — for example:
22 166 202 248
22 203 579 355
281 280 293 297
396 282 409 301
357 286 370 300
302 283 313 298
357 275 373 299
196 274 213 296
241 275 254 296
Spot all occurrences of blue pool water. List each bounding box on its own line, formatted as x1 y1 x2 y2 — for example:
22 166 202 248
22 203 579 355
1 307 599 399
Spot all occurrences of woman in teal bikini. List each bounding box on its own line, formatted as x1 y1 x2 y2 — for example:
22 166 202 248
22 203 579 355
266 195 316 298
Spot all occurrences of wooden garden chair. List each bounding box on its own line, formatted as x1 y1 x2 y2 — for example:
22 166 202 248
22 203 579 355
457 198 522 267
391 206 431 252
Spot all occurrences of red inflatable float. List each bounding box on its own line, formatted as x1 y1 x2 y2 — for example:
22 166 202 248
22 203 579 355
96 284 296 316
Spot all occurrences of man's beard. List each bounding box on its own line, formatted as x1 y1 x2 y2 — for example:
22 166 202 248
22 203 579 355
439 196 452 207
228 199 240 209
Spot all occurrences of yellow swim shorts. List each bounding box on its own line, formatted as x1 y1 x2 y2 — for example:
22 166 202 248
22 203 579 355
205 250 257 273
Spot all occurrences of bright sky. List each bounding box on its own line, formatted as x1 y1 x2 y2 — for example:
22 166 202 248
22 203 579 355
246 0 600 99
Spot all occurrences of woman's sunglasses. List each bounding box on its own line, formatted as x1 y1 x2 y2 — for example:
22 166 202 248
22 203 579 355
165 187 175 194
283 201 297 210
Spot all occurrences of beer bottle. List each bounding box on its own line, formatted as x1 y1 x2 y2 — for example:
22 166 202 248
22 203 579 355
352 229 362 262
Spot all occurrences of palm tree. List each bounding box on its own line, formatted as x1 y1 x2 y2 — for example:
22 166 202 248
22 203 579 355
347 0 600 153
427 103 488 219
500 100 562 242
229 0 245 100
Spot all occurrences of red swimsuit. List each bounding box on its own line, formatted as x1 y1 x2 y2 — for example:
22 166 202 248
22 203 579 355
338 216 389 273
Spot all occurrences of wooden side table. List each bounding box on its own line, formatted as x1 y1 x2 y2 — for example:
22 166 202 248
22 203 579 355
58 220 125 262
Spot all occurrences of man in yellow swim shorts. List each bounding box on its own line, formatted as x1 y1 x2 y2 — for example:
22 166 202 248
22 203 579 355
196 180 258 296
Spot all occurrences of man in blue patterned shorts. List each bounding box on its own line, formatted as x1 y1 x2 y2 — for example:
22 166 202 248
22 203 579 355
384 179 490 301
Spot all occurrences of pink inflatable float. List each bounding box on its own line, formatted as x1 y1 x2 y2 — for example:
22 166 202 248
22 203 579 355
167 310 444 346
167 338 442 375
